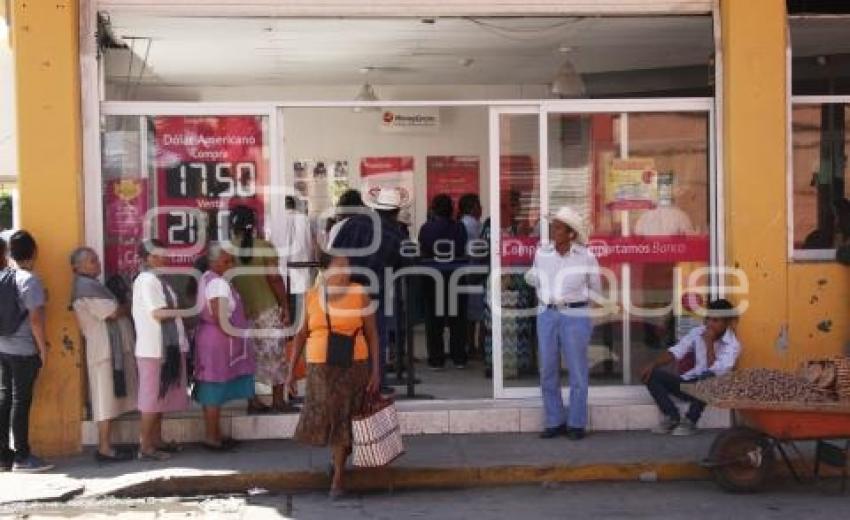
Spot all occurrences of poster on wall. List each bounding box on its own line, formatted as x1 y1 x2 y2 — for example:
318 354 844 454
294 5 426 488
293 159 350 217
605 157 658 211
103 178 148 278
360 156 415 213
426 156 479 209
153 115 267 266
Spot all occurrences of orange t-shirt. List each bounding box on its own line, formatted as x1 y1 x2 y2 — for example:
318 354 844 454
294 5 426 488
304 283 371 364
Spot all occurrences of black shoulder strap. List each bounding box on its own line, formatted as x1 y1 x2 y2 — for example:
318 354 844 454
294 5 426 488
323 283 333 331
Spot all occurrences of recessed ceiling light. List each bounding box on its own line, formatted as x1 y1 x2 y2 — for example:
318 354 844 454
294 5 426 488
421 18 437 24
359 66 375 74
458 58 474 67
558 44 573 54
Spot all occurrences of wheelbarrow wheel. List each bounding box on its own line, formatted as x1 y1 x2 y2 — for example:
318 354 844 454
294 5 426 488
708 427 775 493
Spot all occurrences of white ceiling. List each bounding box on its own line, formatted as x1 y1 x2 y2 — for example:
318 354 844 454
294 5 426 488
104 15 715 87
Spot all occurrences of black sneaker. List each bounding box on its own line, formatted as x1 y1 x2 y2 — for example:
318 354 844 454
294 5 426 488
539 424 568 439
566 428 586 441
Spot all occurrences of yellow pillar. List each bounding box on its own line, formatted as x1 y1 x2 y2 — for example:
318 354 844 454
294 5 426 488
721 0 790 369
12 0 83 455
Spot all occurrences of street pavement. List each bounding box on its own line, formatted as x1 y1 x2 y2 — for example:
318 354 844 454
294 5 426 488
0 432 716 503
2 481 850 519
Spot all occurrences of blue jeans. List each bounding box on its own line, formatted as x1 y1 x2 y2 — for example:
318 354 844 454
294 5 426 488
536 309 593 429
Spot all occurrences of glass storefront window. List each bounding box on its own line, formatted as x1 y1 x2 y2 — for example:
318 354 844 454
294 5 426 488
791 103 850 251
101 114 271 302
494 112 541 386
490 107 712 393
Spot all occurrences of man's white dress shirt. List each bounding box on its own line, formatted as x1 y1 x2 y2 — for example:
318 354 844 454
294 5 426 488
524 243 602 306
668 325 741 381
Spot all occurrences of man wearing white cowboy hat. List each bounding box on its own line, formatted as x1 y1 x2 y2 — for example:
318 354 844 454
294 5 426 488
366 188 407 393
524 206 601 440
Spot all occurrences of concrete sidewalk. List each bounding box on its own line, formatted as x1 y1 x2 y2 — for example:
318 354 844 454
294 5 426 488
0 431 720 505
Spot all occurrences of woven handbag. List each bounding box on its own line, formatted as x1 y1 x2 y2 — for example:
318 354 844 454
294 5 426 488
351 395 404 467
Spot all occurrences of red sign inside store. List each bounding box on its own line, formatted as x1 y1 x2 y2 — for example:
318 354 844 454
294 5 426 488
427 156 480 209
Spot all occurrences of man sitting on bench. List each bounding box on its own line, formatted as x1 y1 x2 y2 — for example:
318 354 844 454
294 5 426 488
640 298 741 436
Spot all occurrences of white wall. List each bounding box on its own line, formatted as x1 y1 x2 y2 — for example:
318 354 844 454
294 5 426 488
283 106 491 234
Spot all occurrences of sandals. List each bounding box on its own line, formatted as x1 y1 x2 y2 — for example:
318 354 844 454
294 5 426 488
137 450 171 462
247 402 273 415
155 441 183 453
202 438 239 452
94 449 133 464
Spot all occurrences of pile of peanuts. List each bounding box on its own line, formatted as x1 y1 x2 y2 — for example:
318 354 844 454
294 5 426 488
694 368 833 403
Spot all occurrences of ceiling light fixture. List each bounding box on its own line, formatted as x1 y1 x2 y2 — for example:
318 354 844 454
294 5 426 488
353 82 380 113
551 58 586 98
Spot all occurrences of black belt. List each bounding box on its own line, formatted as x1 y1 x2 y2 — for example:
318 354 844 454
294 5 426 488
546 301 589 310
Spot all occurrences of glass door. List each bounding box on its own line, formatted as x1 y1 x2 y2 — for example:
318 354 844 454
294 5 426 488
491 100 716 399
489 107 542 397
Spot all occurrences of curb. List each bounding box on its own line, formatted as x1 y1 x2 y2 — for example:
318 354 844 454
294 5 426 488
111 461 712 497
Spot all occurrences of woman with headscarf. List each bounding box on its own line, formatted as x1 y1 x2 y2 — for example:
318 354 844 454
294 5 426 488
69 247 138 462
193 243 256 451
228 205 293 413
132 239 190 461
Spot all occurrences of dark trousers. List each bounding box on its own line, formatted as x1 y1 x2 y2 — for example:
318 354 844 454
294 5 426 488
376 298 389 387
0 353 40 462
645 368 706 424
423 275 467 367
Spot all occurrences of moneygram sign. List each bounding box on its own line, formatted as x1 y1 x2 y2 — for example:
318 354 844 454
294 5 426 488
381 108 440 132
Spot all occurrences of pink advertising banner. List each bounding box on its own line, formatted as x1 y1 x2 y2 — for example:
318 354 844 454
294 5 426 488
499 235 710 267
104 178 148 278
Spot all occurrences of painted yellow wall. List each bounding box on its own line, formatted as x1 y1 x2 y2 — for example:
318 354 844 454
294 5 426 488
786 264 850 364
721 0 791 370
12 0 83 456
722 0 849 370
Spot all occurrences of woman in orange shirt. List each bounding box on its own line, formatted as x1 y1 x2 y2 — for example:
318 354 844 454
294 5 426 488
286 254 380 498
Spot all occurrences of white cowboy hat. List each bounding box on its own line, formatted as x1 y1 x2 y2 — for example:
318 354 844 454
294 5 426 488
548 206 588 244
368 188 404 210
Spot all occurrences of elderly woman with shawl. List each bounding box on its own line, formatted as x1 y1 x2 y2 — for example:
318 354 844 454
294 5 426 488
70 247 138 462
132 239 190 461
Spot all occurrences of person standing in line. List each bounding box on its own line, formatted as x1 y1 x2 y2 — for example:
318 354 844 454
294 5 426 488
272 195 316 319
132 239 190 461
329 189 398 394
458 193 485 360
69 247 138 463
286 253 380 499
0 231 53 472
193 243 257 451
418 194 469 370
524 207 600 441
366 189 405 392
229 205 294 413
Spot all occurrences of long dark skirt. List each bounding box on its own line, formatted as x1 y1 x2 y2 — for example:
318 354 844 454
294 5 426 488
294 362 370 449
